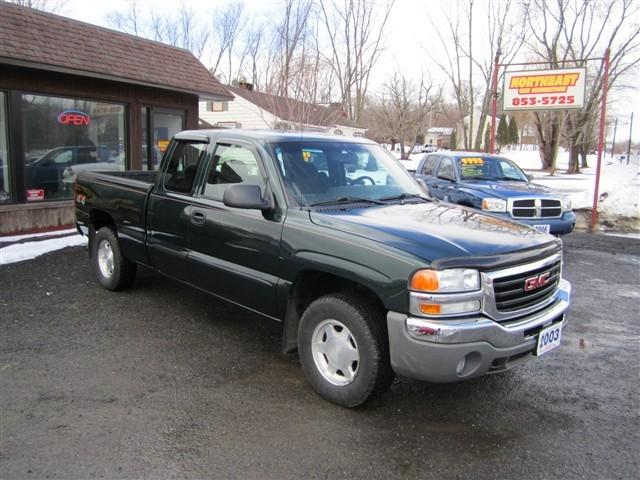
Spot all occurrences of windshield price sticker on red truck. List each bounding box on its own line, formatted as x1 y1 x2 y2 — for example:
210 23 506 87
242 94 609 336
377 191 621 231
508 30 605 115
503 67 586 111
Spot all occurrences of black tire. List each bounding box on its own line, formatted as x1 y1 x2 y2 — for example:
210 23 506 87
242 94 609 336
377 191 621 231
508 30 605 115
297 294 395 407
92 227 137 291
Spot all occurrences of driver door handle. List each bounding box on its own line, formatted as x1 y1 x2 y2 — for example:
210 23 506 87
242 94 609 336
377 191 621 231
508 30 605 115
191 210 206 226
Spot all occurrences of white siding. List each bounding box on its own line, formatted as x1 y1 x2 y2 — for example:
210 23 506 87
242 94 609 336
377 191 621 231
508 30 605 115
199 93 277 129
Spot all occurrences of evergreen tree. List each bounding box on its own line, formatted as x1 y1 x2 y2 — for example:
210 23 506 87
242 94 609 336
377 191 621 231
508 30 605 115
449 129 457 150
483 123 491 152
497 114 509 148
508 116 519 145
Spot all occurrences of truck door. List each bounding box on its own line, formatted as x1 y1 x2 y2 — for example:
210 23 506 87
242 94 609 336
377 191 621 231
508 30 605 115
186 140 283 318
146 139 209 281
430 156 457 202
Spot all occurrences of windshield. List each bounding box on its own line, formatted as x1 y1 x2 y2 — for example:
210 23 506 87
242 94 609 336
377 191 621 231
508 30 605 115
457 156 528 182
269 141 423 207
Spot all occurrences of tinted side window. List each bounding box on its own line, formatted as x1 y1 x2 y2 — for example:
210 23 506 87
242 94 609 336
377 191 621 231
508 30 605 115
163 141 208 194
422 155 439 175
437 158 456 181
202 144 265 201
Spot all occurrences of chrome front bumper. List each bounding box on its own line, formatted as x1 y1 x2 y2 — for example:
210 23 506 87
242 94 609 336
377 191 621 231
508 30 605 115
387 279 571 383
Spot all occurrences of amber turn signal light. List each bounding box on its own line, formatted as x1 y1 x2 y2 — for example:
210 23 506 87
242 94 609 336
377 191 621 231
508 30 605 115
418 303 441 315
410 270 440 292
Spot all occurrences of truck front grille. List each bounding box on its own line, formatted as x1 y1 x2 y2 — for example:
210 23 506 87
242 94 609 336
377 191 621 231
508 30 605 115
510 198 562 219
492 259 561 312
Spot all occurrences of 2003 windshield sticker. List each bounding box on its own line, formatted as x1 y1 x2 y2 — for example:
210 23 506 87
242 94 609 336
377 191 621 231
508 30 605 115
503 67 586 111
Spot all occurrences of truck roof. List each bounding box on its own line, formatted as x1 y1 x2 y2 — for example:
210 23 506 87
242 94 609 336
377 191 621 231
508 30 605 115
175 129 377 145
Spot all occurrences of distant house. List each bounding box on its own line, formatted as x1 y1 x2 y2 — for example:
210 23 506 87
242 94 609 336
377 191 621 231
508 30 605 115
199 83 366 137
424 127 453 148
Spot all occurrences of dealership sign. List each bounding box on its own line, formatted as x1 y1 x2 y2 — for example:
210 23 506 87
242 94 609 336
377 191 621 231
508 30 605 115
503 68 586 111
57 110 91 126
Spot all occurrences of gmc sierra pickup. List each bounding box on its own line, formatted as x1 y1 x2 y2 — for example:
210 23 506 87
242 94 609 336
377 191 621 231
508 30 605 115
75 131 571 407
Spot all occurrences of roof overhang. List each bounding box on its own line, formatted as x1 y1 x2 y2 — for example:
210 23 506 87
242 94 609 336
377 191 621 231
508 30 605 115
1 57 234 101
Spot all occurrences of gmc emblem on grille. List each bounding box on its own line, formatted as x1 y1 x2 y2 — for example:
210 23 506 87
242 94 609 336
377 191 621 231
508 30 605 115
524 272 551 291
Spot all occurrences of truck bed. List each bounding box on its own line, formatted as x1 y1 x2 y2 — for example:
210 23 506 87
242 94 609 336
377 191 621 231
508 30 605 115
78 170 158 191
75 170 158 265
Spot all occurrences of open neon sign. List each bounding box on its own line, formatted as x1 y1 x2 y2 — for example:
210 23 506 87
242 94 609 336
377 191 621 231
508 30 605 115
57 110 91 126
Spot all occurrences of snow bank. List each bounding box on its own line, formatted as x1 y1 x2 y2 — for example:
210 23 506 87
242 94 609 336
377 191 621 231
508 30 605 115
0 235 87 266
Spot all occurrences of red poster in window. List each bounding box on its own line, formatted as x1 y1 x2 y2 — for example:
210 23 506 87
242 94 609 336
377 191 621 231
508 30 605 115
26 189 45 201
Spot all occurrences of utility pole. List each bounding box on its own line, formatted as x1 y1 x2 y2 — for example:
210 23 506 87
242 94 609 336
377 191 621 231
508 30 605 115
610 117 617 158
489 48 501 155
627 112 634 165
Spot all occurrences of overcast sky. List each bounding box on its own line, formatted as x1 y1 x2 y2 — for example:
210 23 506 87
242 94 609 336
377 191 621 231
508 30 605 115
57 0 639 142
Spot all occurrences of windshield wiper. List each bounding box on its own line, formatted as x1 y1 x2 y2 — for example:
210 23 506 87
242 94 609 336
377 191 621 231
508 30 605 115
490 176 525 182
308 196 386 207
378 193 432 203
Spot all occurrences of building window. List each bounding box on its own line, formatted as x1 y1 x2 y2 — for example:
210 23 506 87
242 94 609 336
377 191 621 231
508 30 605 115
206 101 228 112
0 92 10 203
216 122 241 129
22 94 127 202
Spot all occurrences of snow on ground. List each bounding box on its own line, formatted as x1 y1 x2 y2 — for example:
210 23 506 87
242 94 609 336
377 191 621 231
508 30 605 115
0 234 87 266
0 227 77 243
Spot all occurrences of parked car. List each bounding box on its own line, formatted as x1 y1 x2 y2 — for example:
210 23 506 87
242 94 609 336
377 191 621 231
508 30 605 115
423 144 438 153
414 152 576 235
26 145 114 195
74 131 571 407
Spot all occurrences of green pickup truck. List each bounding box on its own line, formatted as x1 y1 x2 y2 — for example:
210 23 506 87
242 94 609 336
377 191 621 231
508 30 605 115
74 130 571 407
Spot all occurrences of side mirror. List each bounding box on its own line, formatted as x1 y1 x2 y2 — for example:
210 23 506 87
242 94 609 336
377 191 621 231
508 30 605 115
223 184 272 211
526 174 534 181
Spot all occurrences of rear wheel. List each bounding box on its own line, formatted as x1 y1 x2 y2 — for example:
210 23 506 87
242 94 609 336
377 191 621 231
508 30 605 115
298 294 394 407
92 227 137 291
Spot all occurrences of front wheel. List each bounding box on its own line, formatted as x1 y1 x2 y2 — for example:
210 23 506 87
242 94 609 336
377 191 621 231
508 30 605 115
92 227 137 291
297 294 395 407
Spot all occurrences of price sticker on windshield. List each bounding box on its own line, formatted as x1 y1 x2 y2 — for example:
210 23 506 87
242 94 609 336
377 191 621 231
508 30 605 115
461 158 484 165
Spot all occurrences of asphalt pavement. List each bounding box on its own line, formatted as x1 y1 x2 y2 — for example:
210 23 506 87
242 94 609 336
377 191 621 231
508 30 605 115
1 232 639 479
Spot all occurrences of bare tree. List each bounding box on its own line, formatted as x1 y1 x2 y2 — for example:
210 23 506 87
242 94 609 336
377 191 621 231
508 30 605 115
430 2 472 149
430 0 526 150
318 0 395 123
210 3 245 81
106 2 209 59
370 72 440 159
523 0 640 173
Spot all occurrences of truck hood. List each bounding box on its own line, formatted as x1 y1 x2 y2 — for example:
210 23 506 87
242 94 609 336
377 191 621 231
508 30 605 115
310 202 551 263
460 180 554 199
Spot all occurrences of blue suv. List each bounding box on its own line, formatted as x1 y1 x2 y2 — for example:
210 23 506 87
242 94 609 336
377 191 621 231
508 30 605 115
414 152 576 235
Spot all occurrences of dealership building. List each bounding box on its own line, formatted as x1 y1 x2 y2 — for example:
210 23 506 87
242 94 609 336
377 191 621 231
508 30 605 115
0 2 231 234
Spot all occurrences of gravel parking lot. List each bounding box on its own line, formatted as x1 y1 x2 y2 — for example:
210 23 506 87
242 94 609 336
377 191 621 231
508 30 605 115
1 233 639 479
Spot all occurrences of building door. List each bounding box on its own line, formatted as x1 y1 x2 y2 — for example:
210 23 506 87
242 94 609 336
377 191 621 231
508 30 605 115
141 107 184 171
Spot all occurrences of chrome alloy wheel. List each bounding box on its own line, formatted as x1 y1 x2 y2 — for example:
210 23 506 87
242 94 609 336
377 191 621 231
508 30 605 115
311 319 360 386
97 239 115 278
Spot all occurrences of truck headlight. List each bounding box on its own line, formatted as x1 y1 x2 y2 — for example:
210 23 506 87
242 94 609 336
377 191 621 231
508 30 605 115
562 197 572 211
409 269 482 317
481 198 507 212
410 269 480 293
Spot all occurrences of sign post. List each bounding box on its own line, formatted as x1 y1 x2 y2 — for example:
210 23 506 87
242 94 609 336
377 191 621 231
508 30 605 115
591 49 610 229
